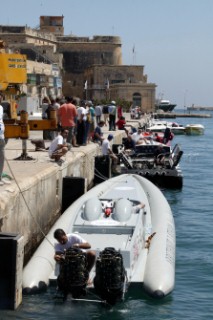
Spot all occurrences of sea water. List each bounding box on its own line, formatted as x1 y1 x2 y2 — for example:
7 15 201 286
1 112 213 320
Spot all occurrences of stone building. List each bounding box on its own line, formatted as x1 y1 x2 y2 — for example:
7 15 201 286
85 64 155 112
0 16 156 112
0 24 63 109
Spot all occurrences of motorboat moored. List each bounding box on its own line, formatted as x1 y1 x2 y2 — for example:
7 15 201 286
185 124 204 135
147 120 186 135
22 174 176 303
115 142 183 189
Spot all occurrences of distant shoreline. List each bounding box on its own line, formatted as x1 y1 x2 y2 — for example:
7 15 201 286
187 106 213 111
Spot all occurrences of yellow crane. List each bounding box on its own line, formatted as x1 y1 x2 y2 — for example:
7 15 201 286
0 41 27 119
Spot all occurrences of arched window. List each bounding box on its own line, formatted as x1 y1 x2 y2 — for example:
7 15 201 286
132 93 141 107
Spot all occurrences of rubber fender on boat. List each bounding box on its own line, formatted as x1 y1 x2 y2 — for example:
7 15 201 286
83 197 102 221
114 198 132 222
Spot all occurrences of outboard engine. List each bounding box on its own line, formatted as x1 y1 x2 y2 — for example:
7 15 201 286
94 247 126 304
118 151 133 169
57 248 89 300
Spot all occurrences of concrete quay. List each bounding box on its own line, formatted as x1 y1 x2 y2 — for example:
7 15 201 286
157 112 212 118
0 115 143 262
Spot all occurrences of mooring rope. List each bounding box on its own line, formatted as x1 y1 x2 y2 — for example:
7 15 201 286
4 156 55 248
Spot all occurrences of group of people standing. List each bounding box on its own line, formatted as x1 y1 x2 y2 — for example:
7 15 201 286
43 96 98 162
95 101 123 131
45 97 125 163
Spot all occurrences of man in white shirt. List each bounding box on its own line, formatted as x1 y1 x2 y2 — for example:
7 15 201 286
131 128 147 145
108 101 116 131
76 102 87 145
54 228 95 273
95 104 102 126
102 134 118 173
48 128 69 162
0 94 9 186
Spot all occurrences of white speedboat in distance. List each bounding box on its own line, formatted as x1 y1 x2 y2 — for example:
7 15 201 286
22 174 176 303
185 124 204 135
147 120 186 135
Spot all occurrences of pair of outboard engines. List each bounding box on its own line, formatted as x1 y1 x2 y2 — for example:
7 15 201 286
57 247 126 304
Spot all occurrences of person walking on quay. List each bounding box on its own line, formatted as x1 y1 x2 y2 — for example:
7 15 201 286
102 104 109 126
71 98 79 147
108 101 116 131
95 104 102 126
58 96 77 146
41 96 53 140
76 101 87 145
47 97 59 140
87 101 95 143
83 101 93 145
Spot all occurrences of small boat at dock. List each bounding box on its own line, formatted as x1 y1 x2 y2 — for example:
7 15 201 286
114 142 183 189
22 174 176 302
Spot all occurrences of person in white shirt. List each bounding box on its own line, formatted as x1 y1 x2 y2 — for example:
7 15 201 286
76 102 87 145
108 101 116 131
48 128 69 161
0 94 10 186
130 128 147 145
54 228 95 273
95 104 102 126
102 134 118 173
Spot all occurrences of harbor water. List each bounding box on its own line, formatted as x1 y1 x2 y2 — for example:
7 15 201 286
1 112 213 320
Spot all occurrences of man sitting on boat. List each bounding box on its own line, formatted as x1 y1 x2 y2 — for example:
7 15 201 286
128 128 149 146
154 144 168 165
53 228 96 273
162 128 174 146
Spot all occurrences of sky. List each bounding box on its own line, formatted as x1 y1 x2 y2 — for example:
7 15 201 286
1 0 213 108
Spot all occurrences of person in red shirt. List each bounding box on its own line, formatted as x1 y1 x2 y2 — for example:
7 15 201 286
116 116 126 130
58 96 77 145
154 133 163 143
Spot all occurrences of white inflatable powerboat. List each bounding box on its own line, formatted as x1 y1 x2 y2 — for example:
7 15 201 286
23 174 176 301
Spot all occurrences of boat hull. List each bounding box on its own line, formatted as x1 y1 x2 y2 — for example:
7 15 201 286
155 104 176 112
120 168 183 189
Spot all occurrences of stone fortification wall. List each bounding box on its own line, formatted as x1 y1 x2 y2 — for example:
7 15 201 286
59 38 122 97
57 35 121 44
